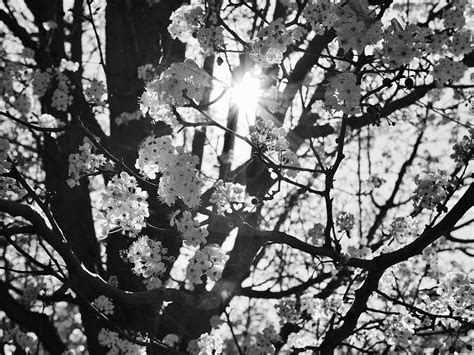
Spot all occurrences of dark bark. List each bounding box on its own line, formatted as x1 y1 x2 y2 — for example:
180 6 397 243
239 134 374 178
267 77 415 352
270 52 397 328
0 282 66 354
17 0 107 352
104 0 185 350
318 184 474 353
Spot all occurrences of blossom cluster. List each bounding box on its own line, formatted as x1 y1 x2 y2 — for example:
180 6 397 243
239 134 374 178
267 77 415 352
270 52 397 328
345 245 371 259
276 297 299 324
135 135 201 208
382 21 427 66
209 180 247 216
15 59 80 113
115 110 142 126
197 2 224 55
0 60 17 98
144 277 163 290
127 235 174 278
187 332 223 355
435 272 473 320
390 216 418 244
0 177 23 199
141 59 212 109
85 79 107 105
196 26 225 56
249 118 288 152
51 70 74 112
13 93 31 114
450 127 473 167
162 333 180 347
59 58 80 72
157 148 200 207
279 150 301 178
168 2 224 55
36 113 59 129
411 273 473 334
246 326 281 355
431 58 467 86
249 118 300 177
0 326 36 351
279 293 341 332
448 30 472 56
0 138 11 173
323 295 342 314
442 0 469 30
300 293 323 316
171 210 208 247
92 295 115 315
397 272 473 336
333 0 383 53
0 133 20 199
168 3 205 43
412 170 449 212
302 0 337 35
324 73 361 115
385 314 417 347
96 172 149 238
186 246 228 285
250 19 293 67
67 142 114 187
140 99 177 127
366 175 385 190
135 136 174 179
98 328 145 355
32 69 52 97
335 211 355 232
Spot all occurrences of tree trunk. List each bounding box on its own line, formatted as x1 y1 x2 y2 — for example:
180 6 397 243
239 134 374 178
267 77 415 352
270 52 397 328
104 0 184 349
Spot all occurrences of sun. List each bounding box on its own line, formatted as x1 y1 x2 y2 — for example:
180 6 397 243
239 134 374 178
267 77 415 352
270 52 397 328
230 72 260 118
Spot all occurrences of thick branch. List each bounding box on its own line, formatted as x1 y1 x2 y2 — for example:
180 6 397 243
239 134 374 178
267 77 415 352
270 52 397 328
316 184 473 352
319 270 383 354
352 84 435 129
262 230 373 269
378 184 474 269
0 9 37 49
0 199 196 308
239 272 332 299
275 30 336 125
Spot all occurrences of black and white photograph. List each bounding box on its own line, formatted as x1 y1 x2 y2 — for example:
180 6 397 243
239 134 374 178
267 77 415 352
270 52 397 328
0 0 473 353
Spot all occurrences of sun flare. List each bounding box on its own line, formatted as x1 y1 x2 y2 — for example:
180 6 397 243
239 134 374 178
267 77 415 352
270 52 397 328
230 72 260 117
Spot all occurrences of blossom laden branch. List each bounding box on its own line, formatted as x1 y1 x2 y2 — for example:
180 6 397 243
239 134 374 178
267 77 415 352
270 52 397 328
0 198 199 309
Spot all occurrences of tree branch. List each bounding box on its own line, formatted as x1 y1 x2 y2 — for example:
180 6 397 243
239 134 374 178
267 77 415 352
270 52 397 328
378 184 474 269
0 9 37 49
0 281 66 354
261 229 373 269
239 272 333 299
0 199 197 308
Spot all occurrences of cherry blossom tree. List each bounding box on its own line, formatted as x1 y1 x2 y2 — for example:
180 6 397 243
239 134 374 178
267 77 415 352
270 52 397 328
0 0 473 354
